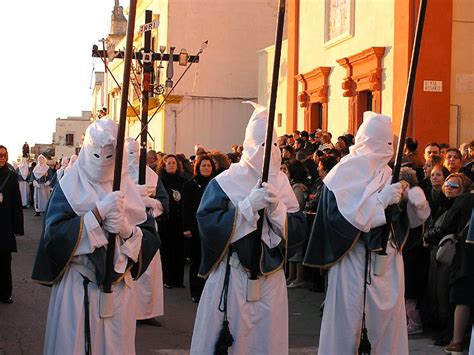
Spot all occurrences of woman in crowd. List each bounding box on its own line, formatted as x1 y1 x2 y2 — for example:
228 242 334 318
444 148 463 174
31 155 52 216
423 173 472 348
176 153 193 181
286 160 309 288
182 154 216 303
157 154 187 288
421 155 443 190
209 150 230 176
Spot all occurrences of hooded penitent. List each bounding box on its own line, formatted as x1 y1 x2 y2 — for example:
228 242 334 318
215 101 298 248
65 154 78 172
125 137 158 191
324 111 394 232
33 155 49 179
19 158 29 180
59 119 146 226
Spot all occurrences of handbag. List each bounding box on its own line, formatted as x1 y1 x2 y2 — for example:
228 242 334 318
436 234 457 266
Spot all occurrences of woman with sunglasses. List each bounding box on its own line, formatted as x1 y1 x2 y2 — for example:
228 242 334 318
423 173 472 351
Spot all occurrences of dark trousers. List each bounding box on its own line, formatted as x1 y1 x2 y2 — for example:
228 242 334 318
0 252 12 301
189 236 205 298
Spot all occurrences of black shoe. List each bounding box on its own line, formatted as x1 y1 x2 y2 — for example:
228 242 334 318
433 337 451 347
1 297 13 304
191 296 200 303
138 318 162 327
34 212 40 216
163 283 173 289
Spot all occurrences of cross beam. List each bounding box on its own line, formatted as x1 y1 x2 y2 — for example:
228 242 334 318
91 46 200 63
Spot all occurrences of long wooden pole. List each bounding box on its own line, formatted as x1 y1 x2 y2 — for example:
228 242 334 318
138 10 153 185
103 0 138 294
250 0 286 280
391 0 428 184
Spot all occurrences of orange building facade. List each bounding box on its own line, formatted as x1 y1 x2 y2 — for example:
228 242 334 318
282 0 472 149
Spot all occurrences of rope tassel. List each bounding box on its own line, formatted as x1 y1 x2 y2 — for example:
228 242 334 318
214 248 234 355
214 320 234 355
358 324 371 355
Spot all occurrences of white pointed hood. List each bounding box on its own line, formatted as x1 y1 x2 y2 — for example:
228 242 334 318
59 119 146 226
33 155 49 179
324 111 394 232
19 158 28 179
216 102 299 247
125 137 158 192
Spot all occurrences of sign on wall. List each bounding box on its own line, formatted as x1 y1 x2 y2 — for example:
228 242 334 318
423 80 443 92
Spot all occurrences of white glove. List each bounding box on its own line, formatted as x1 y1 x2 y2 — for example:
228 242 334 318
45 181 51 187
136 184 155 197
248 181 269 212
142 195 157 209
408 186 427 209
262 182 279 213
96 191 125 221
377 182 402 209
33 181 39 188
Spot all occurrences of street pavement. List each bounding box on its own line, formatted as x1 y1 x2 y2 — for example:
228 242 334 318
0 208 447 354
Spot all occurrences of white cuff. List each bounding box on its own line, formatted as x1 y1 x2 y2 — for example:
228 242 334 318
150 200 164 218
82 211 108 251
239 197 259 227
120 227 143 263
407 200 431 228
265 202 287 238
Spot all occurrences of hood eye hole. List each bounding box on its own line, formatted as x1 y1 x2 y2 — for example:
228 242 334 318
273 143 277 146
106 155 113 159
261 143 265 147
388 142 392 145
93 154 100 158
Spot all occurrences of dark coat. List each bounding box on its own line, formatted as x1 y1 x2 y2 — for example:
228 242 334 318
0 165 24 252
182 175 212 238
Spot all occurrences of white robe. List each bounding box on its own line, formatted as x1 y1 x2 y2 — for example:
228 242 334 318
190 257 288 355
133 251 164 319
44 211 142 355
469 325 473 355
19 180 29 206
318 241 408 355
34 184 50 212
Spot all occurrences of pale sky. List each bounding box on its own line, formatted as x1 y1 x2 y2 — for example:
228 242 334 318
0 1 116 160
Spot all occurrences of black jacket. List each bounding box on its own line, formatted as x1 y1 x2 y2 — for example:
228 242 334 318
182 175 213 237
0 165 24 252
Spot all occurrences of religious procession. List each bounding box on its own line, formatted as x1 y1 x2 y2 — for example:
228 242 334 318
0 0 473 354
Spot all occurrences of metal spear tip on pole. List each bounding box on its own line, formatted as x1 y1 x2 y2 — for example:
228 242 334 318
199 40 209 54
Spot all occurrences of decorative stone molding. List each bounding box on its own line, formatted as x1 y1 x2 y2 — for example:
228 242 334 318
336 47 385 133
296 67 331 131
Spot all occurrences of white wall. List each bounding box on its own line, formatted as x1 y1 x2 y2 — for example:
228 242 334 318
163 97 254 156
257 40 288 137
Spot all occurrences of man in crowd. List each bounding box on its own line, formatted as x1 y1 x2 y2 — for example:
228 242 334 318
424 142 441 162
402 137 424 170
0 145 24 304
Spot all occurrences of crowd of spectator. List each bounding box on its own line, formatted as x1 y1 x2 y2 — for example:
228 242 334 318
143 130 473 351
